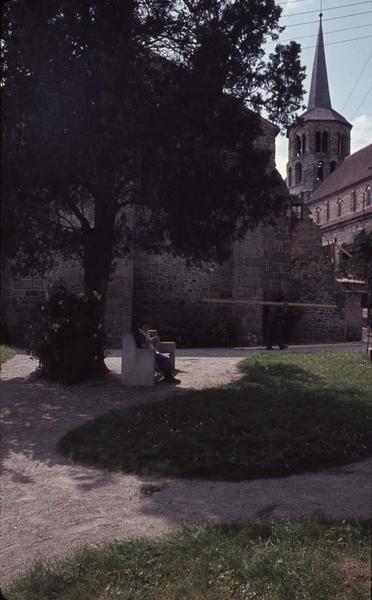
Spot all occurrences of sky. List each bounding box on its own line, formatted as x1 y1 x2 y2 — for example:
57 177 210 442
269 0 372 178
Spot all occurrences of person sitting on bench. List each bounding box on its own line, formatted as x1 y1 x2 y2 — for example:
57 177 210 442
135 321 180 384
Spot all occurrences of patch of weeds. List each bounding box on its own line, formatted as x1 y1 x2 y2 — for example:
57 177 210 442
5 520 371 600
140 483 164 497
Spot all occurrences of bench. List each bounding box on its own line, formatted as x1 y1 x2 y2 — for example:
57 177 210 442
121 333 155 385
121 331 177 385
368 347 372 362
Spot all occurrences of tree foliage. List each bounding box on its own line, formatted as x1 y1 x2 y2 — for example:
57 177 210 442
338 230 372 288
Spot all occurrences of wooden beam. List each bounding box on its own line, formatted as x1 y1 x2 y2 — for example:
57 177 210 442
203 298 338 309
335 244 353 258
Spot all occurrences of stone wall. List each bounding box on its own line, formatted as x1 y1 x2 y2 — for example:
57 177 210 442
343 291 364 340
105 258 134 346
289 218 350 342
131 252 234 335
1 266 45 344
232 214 291 343
130 211 292 346
1 257 133 346
1 259 85 344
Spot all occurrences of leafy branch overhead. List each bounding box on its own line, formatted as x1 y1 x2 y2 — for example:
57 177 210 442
2 0 305 269
338 230 372 287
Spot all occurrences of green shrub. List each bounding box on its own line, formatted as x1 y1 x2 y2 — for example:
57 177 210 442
28 284 107 382
0 345 16 364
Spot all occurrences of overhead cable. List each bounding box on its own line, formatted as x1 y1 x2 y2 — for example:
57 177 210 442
301 34 372 49
341 51 372 111
350 83 372 120
281 1 372 18
267 23 372 44
280 0 312 4
284 10 372 28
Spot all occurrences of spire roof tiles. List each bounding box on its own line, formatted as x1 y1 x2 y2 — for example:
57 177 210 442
295 16 351 128
308 16 331 110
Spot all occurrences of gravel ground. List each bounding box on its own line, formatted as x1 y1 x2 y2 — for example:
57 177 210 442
1 344 371 584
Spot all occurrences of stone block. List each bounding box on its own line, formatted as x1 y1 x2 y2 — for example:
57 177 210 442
25 290 43 297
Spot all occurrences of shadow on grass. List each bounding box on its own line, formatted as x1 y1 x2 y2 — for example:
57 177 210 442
58 356 372 481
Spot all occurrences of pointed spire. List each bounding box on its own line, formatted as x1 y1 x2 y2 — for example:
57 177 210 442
308 14 332 110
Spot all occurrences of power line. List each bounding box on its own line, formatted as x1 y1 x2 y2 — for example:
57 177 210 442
350 83 372 120
279 0 319 4
284 10 372 27
341 51 372 111
301 34 372 49
281 1 372 18
267 23 372 44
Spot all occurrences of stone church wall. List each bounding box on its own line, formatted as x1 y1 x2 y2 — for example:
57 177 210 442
314 178 372 248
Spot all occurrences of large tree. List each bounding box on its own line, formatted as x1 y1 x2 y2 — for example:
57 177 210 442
1 0 305 369
339 230 372 288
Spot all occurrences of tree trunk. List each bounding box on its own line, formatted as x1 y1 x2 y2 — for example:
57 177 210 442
83 215 115 376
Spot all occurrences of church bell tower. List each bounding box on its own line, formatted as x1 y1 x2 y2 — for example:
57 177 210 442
286 14 352 202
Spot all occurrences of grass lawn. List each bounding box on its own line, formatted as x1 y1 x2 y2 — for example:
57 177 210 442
59 352 372 481
5 520 370 600
0 345 16 365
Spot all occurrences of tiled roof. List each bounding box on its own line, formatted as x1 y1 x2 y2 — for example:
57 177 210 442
289 17 351 129
308 17 331 111
300 106 351 127
310 144 372 202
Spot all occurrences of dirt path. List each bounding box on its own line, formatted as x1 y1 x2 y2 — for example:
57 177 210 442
1 347 371 584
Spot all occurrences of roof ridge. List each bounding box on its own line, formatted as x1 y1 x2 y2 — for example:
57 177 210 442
310 144 372 202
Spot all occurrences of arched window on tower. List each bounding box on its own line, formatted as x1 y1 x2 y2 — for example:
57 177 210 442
326 202 330 221
315 131 321 153
296 135 302 157
350 190 357 212
301 133 306 154
295 162 302 185
342 135 347 156
288 167 292 187
366 185 372 207
336 198 342 217
330 161 337 173
338 134 347 157
316 160 324 181
322 131 329 153
315 207 321 224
